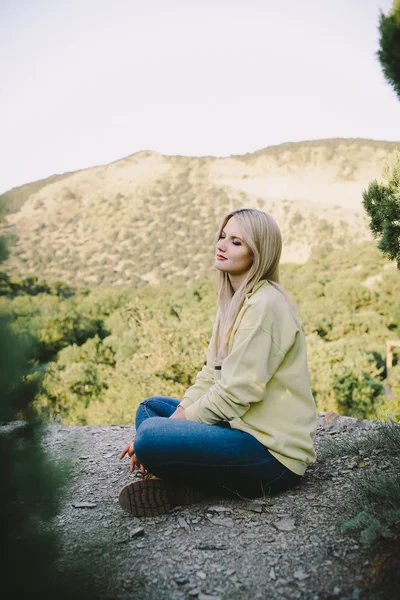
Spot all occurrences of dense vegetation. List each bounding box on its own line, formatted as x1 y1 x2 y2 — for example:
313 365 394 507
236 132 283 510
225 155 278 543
1 240 398 426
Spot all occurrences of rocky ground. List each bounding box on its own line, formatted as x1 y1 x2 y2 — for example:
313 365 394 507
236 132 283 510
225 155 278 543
43 413 397 600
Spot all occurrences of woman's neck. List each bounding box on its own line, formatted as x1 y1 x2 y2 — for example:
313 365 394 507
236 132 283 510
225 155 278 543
228 273 246 292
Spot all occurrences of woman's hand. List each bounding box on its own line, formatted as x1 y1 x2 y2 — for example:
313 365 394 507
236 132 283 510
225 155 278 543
119 439 145 474
170 406 187 420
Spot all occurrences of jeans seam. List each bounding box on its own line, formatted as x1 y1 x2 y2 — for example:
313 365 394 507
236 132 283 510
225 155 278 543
140 456 279 470
142 398 178 419
261 468 292 487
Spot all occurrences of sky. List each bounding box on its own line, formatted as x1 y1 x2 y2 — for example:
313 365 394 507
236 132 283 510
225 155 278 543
1 0 399 195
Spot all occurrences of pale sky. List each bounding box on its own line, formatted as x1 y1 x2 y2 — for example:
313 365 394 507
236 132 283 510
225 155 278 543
1 0 399 195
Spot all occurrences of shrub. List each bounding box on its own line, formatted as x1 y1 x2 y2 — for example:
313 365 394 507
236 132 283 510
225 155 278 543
333 365 384 419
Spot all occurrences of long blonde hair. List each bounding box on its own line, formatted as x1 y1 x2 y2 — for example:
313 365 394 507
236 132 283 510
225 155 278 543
213 208 293 362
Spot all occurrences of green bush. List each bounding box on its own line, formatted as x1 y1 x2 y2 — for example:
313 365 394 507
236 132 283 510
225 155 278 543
4 294 104 361
333 365 384 419
37 360 110 424
307 335 385 416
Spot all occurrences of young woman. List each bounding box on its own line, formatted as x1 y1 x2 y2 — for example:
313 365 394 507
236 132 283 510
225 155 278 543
119 208 317 516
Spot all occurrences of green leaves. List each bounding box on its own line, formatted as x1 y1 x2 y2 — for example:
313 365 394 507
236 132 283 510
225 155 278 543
362 160 400 269
378 0 400 101
333 364 384 419
367 2 400 267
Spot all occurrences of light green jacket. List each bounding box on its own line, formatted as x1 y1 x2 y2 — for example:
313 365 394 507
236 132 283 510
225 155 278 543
179 280 317 476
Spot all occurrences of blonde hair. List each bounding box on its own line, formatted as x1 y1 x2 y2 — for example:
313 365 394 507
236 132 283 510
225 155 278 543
213 208 294 361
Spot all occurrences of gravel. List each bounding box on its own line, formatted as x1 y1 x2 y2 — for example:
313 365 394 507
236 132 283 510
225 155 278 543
41 412 392 600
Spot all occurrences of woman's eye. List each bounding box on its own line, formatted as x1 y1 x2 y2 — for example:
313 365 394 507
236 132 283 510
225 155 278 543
219 235 241 246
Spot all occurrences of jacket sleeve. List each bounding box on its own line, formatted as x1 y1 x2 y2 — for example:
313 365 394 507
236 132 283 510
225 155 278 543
184 324 286 423
179 336 214 409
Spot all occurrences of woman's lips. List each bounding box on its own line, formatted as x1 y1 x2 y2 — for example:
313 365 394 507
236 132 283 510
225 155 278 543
216 254 227 261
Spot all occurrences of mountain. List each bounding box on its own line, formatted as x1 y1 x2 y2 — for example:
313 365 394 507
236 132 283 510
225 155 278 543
1 138 399 286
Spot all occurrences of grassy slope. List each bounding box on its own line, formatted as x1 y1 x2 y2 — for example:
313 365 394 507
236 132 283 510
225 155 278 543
0 172 74 217
1 138 399 287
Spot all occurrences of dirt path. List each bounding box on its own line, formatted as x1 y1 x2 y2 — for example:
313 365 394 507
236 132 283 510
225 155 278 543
45 414 382 600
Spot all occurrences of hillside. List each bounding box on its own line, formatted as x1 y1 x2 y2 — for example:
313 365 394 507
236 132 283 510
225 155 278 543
1 138 399 286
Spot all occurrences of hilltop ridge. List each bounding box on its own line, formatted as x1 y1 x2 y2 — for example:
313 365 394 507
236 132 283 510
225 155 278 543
1 138 399 286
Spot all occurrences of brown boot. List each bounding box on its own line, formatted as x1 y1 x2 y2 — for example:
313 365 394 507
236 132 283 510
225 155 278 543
118 477 204 517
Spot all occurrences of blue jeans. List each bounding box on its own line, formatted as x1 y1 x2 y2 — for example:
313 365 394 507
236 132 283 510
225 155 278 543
134 396 301 497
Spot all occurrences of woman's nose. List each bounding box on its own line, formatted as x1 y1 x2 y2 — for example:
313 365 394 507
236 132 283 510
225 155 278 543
217 241 226 252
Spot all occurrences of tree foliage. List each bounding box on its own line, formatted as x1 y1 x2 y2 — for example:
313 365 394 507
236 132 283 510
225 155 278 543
0 272 75 298
362 150 400 269
364 2 400 268
378 0 400 101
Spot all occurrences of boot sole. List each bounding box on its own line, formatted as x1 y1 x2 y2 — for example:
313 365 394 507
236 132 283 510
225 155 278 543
118 478 203 517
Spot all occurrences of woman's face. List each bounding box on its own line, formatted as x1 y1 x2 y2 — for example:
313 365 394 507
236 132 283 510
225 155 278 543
215 216 253 279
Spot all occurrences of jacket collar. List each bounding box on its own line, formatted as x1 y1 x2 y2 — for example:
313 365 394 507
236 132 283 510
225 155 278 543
245 279 267 300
